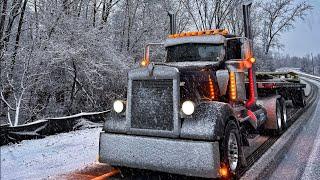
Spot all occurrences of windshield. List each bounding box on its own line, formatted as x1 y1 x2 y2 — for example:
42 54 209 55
166 43 224 62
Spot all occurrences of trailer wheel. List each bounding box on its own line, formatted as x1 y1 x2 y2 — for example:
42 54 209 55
220 120 241 178
276 99 283 134
281 99 288 130
293 90 306 107
300 90 306 107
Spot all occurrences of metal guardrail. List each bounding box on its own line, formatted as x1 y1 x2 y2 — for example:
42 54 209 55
295 71 320 81
0 110 110 146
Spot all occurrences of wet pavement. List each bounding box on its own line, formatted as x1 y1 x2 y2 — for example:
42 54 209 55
267 78 320 180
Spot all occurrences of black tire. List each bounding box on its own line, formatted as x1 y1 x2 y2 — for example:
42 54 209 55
293 90 306 107
275 99 283 134
220 121 242 178
280 98 288 130
300 90 307 107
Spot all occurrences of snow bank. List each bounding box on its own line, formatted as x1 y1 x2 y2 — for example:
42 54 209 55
0 128 101 180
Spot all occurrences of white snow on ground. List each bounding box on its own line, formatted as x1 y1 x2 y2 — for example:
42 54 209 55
0 128 102 180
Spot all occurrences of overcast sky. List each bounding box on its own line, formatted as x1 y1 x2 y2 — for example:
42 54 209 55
279 0 320 57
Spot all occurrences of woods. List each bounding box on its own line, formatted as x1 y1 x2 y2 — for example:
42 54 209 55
0 0 315 126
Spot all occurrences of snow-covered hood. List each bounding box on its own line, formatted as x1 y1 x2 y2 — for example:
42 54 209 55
164 61 221 70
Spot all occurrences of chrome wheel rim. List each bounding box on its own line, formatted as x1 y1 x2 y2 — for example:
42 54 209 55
228 132 239 172
276 104 282 130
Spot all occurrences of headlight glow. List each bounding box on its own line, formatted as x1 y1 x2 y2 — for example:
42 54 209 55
113 100 125 113
182 101 195 116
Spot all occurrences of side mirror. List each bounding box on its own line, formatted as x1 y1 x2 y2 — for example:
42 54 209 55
141 43 165 67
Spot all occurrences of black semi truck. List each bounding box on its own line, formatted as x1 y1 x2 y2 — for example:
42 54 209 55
98 2 306 179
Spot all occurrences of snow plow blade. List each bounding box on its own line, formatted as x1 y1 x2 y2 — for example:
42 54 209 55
99 133 221 178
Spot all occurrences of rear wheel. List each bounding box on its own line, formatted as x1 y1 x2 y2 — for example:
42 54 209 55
276 99 283 134
220 121 241 178
281 99 288 130
293 90 306 107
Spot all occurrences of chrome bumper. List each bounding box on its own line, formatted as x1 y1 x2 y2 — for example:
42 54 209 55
99 133 221 178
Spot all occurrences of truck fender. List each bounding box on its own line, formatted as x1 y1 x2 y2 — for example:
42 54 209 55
180 101 237 141
256 95 281 130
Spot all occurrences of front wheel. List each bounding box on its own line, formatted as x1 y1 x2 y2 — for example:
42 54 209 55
220 121 242 178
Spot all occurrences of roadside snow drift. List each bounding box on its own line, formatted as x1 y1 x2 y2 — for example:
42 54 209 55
1 128 101 180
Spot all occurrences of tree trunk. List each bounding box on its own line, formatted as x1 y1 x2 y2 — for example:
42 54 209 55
7 107 13 126
101 0 106 22
63 0 70 14
77 0 83 17
4 0 22 46
14 90 24 126
69 60 77 113
34 0 39 40
93 0 97 27
101 0 112 24
0 0 8 115
12 0 28 62
0 0 8 48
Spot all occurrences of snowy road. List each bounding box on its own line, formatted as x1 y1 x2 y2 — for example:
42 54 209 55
1 128 102 180
267 78 320 180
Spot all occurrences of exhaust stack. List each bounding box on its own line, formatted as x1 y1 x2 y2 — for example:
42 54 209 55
243 1 253 40
242 1 258 108
168 12 176 35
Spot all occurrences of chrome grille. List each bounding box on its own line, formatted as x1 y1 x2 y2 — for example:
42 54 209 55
131 80 174 131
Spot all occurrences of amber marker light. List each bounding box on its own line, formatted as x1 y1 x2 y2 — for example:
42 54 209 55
209 75 215 100
219 166 229 178
198 31 205 35
140 59 148 67
222 29 229 35
229 72 237 101
249 57 256 63
179 32 186 37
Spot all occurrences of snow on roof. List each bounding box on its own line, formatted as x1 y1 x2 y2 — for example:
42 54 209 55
164 35 225 47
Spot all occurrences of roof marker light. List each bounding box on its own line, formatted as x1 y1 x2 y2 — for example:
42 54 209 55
179 32 186 37
186 32 192 36
168 29 230 38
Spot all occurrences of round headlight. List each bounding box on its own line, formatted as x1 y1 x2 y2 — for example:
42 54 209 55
113 100 125 113
182 101 195 116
